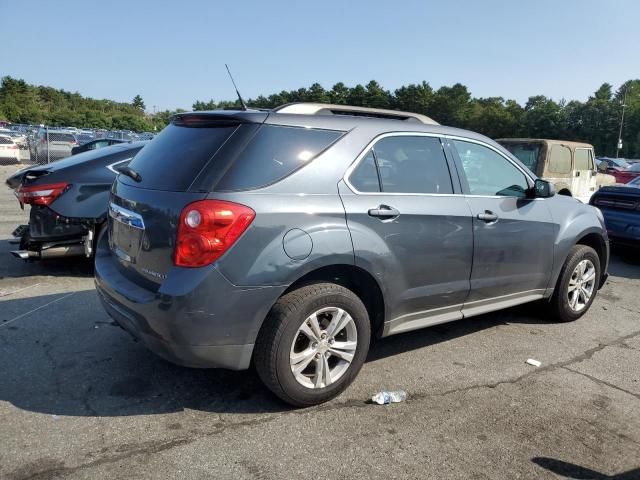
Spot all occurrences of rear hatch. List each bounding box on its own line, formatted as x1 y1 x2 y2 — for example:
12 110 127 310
108 112 267 287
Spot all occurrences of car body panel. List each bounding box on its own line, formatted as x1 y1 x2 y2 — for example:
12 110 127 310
94 109 609 371
590 185 640 245
5 142 146 253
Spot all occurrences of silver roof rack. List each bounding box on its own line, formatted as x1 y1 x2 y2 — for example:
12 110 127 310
273 103 439 125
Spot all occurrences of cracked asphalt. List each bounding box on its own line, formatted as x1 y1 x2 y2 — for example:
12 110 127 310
1 164 639 479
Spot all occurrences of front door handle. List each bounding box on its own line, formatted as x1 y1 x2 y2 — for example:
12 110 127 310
477 210 498 223
368 205 400 219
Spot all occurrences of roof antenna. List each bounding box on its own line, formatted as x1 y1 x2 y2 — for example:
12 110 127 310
225 64 248 111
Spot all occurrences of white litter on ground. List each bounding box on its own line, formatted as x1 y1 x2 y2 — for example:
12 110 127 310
526 358 542 367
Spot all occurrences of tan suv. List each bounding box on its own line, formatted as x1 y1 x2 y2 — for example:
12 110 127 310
497 139 615 202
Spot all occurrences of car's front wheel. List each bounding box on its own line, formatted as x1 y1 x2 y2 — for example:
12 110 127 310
550 244 600 322
254 283 371 407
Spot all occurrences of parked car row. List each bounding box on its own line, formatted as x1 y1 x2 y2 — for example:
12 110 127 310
597 157 640 184
6 103 611 407
0 123 155 164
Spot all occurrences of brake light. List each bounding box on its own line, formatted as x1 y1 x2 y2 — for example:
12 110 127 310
175 200 255 267
16 182 69 206
9 144 18 149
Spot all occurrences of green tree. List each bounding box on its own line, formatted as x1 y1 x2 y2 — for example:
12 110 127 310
132 94 145 111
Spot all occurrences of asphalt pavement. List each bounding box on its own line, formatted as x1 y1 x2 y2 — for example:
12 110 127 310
0 164 639 479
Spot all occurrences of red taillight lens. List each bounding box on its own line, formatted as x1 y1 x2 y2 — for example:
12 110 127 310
175 200 255 267
10 144 18 149
16 182 69 206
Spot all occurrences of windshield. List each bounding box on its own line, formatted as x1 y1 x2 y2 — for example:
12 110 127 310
499 142 541 174
627 162 640 172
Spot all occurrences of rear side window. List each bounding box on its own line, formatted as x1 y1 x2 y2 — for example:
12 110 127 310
349 136 453 194
125 123 237 191
0 137 11 144
349 151 380 192
548 145 572 174
215 125 342 191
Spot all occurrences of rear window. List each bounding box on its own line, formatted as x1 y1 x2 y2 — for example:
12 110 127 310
500 142 541 174
0 137 12 144
214 125 343 191
48 133 75 142
124 123 238 190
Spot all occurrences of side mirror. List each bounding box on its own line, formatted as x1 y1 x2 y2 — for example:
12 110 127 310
532 179 555 198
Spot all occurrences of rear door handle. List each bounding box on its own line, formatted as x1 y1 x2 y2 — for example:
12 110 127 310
368 205 400 219
477 211 498 223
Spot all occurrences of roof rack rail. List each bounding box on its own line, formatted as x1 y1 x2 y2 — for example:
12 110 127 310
273 103 439 125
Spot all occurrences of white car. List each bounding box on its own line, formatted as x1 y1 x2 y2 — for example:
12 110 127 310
0 135 21 163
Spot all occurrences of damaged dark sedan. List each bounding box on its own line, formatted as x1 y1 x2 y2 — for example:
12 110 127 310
5 141 147 260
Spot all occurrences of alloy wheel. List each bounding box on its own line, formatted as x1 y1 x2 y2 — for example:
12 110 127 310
289 307 358 389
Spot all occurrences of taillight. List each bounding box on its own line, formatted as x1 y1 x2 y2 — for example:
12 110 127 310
175 200 255 267
16 182 69 206
10 144 18 149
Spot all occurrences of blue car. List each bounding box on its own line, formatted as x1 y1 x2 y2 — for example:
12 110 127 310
590 177 640 246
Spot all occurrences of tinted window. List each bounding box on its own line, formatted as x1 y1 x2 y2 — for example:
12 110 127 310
549 145 572 174
349 151 381 192
215 125 342 191
125 123 237 191
358 136 453 194
0 137 11 144
575 149 592 170
453 140 529 197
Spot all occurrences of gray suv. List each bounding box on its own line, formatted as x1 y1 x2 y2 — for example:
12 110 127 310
95 103 609 407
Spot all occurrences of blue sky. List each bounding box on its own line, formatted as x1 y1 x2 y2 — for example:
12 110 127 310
3 0 639 111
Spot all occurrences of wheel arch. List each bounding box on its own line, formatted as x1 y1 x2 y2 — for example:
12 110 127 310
280 264 386 339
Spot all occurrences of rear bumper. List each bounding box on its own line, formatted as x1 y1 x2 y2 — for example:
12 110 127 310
97 288 254 369
94 235 286 370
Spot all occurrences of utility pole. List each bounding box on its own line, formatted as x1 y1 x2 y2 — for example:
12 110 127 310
616 87 629 159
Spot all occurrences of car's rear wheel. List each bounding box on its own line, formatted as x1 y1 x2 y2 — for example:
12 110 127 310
254 283 370 407
550 245 600 322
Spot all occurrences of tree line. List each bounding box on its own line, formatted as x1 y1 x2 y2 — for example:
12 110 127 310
2 75 638 158
0 77 166 132
195 79 640 158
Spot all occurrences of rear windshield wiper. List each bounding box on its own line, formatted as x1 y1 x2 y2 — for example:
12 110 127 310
119 166 142 182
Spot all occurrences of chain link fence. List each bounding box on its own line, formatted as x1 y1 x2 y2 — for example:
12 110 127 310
0 126 155 166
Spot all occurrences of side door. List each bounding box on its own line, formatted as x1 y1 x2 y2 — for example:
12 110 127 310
339 134 473 336
574 147 597 202
448 138 555 316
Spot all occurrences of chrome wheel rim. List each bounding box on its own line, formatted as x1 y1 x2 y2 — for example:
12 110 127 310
567 259 596 312
289 307 358 389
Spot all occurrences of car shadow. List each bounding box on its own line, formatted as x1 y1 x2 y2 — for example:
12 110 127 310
608 245 640 280
0 239 94 279
532 456 639 479
0 288 554 417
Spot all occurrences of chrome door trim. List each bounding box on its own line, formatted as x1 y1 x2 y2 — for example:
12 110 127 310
106 157 134 174
343 131 536 196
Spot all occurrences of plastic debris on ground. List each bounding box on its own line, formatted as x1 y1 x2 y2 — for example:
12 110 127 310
371 390 407 405
526 358 542 367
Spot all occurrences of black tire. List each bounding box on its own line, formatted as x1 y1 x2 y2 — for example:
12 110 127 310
254 282 371 407
549 245 600 322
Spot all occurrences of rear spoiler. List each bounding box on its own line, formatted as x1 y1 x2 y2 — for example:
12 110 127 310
171 111 268 127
